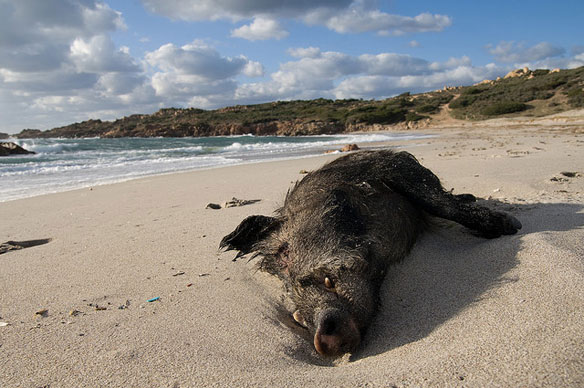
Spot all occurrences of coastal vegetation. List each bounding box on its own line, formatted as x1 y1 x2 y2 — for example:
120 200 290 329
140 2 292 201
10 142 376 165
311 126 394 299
10 66 584 138
448 66 584 119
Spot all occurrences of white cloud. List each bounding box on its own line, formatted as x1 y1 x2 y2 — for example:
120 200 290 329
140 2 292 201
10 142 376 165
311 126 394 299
141 0 451 37
485 41 584 70
527 56 584 72
288 47 321 58
145 41 249 79
150 72 237 98
0 0 279 132
0 0 124 48
233 49 499 103
82 1 127 33
409 40 421 48
158 47 468 107
359 53 430 76
97 72 145 95
242 61 265 77
271 51 362 93
0 0 153 132
140 0 351 21
0 43 66 72
488 41 565 64
315 10 452 36
144 41 266 108
231 17 289 41
429 56 472 71
70 35 140 73
333 63 503 100
0 0 125 73
2 68 99 93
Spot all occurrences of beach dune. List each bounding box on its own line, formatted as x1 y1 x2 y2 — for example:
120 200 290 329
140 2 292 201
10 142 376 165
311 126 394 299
1 124 583 387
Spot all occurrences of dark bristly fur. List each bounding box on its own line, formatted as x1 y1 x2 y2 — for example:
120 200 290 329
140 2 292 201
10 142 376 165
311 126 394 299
220 150 521 357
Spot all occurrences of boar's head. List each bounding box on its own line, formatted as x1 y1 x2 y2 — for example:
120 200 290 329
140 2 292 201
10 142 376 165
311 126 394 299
220 189 386 357
283 245 377 358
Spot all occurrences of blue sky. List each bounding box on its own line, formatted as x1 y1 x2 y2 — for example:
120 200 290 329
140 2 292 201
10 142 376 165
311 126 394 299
1 0 583 133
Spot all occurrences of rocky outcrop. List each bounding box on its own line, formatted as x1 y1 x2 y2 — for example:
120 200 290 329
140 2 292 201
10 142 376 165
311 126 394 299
504 67 531 79
0 132 9 139
15 129 43 138
0 142 35 156
475 79 493 86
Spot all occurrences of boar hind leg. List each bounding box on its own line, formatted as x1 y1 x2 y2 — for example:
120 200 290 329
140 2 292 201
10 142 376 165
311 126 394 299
387 151 521 238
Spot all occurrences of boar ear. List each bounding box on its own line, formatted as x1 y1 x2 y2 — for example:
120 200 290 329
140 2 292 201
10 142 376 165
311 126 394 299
220 215 281 257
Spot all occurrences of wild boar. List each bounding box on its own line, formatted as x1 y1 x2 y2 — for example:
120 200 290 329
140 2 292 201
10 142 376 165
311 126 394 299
220 150 521 357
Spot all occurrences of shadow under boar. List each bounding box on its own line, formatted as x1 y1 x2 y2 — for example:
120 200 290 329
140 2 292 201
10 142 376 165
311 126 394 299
220 150 521 357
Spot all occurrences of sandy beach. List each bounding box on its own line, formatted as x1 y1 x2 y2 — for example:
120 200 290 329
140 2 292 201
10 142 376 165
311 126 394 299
1 114 583 387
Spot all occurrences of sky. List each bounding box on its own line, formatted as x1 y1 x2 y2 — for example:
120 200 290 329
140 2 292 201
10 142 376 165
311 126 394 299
1 0 583 134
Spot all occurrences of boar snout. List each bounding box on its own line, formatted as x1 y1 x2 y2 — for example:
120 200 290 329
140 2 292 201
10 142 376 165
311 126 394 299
313 308 361 357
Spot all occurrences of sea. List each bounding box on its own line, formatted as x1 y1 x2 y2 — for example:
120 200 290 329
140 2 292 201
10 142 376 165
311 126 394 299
0 133 432 202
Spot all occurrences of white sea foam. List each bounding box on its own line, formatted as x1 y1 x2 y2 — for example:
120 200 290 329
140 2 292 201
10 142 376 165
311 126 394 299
0 132 432 202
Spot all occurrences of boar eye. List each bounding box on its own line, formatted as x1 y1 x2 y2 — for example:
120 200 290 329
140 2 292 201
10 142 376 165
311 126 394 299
324 276 334 289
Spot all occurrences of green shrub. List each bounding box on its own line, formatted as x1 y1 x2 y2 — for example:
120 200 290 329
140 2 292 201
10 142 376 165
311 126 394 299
416 104 439 113
566 87 584 107
396 98 414 107
462 87 485 95
481 101 528 116
532 69 550 76
543 78 568 89
449 95 477 109
350 106 407 124
405 111 426 122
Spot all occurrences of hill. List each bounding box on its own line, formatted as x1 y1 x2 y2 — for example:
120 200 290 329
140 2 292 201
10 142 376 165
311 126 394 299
13 66 584 138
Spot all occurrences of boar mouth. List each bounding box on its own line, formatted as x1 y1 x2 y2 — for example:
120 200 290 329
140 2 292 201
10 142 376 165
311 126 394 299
313 308 361 357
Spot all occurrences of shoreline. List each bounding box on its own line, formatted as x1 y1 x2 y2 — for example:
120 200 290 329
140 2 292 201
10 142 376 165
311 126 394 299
0 131 436 204
1 124 583 387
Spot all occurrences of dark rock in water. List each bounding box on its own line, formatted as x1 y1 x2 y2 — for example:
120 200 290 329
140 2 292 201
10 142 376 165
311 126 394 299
0 132 9 140
0 142 35 156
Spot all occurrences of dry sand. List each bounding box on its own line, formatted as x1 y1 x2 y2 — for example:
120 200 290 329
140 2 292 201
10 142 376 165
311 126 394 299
1 115 583 387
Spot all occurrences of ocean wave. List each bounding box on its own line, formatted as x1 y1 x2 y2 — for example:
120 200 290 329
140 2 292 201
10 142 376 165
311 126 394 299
1 132 433 202
15 140 80 154
220 132 433 154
